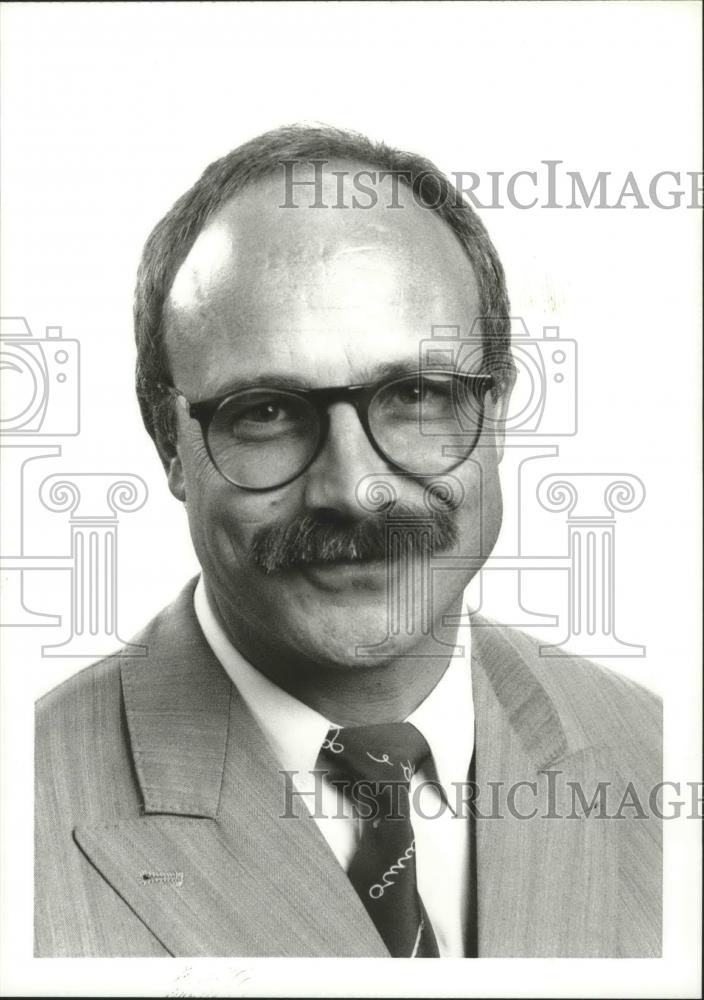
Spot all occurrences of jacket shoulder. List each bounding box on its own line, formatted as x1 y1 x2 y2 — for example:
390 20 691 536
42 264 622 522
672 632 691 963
35 651 140 830
36 576 201 756
471 615 661 767
37 652 122 737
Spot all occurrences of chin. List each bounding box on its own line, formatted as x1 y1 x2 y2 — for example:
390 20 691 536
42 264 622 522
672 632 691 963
285 602 428 670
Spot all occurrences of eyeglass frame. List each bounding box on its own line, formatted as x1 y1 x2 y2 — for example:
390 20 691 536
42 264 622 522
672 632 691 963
161 368 496 492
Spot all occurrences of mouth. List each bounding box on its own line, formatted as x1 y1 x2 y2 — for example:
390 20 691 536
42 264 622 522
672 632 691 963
296 558 388 591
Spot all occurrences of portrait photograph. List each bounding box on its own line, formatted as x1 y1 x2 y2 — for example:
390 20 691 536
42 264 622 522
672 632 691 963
0 2 701 997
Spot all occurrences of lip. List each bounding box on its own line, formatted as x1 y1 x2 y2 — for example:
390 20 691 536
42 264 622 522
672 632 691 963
298 559 388 590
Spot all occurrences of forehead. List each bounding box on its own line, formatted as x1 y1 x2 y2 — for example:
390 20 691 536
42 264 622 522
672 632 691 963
165 162 482 395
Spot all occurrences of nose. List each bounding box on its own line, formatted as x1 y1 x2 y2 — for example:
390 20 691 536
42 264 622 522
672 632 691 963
302 402 387 516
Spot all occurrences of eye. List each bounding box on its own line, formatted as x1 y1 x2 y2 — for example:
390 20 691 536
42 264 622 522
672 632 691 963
371 374 457 429
224 393 307 426
212 390 315 444
239 400 288 424
393 375 454 405
394 382 423 405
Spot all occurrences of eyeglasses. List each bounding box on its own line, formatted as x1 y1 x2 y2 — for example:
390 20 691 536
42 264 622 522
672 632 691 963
164 369 494 492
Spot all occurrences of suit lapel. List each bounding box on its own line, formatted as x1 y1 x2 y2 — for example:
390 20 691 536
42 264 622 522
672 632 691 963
470 619 619 957
75 581 387 957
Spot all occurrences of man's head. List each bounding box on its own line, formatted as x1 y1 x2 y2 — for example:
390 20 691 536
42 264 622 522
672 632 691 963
134 125 515 670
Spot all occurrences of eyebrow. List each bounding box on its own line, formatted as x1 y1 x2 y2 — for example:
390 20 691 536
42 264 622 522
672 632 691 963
204 358 465 399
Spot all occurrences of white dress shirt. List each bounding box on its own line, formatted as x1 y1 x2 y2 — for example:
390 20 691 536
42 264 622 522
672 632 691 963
194 576 475 957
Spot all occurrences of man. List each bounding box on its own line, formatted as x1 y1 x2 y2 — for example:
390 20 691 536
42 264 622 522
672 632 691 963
35 125 661 958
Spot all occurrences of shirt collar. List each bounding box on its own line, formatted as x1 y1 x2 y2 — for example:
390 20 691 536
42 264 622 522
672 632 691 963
194 576 474 800
406 646 474 801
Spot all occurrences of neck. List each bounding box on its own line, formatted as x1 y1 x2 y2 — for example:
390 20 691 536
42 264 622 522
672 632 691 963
204 578 465 725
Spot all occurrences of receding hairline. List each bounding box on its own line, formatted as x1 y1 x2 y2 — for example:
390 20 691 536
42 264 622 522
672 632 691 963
134 123 514 444
167 158 478 294
165 155 477 300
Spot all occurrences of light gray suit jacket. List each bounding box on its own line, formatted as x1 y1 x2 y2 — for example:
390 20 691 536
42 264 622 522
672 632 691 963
35 577 661 957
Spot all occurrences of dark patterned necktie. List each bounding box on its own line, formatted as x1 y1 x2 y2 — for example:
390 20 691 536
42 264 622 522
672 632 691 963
320 721 439 958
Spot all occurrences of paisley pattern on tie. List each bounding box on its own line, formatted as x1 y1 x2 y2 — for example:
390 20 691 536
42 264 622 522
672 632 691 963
319 721 439 958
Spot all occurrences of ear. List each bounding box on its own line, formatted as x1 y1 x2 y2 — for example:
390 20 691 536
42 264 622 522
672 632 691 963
485 379 514 464
154 428 186 503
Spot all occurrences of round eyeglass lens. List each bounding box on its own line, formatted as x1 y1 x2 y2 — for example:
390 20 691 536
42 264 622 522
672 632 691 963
368 372 485 474
207 388 321 489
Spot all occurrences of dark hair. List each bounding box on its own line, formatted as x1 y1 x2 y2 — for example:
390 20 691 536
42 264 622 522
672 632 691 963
134 123 514 445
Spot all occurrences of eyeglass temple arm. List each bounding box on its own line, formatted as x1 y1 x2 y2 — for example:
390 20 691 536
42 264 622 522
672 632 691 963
160 385 191 408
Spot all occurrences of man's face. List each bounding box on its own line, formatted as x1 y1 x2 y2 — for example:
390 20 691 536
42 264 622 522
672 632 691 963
162 164 509 669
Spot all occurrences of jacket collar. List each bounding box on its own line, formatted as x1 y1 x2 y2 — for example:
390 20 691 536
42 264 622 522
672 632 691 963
120 577 230 818
469 613 570 770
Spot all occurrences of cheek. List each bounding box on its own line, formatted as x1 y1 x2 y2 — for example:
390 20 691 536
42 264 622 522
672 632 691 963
452 452 503 552
179 433 305 557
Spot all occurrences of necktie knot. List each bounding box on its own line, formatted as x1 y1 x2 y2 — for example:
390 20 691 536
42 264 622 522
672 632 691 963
321 721 431 786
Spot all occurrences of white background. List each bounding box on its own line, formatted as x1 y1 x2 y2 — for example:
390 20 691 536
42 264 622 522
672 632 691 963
1 2 701 996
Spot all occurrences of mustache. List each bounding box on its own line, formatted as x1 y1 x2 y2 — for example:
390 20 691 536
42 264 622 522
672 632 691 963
249 503 459 575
